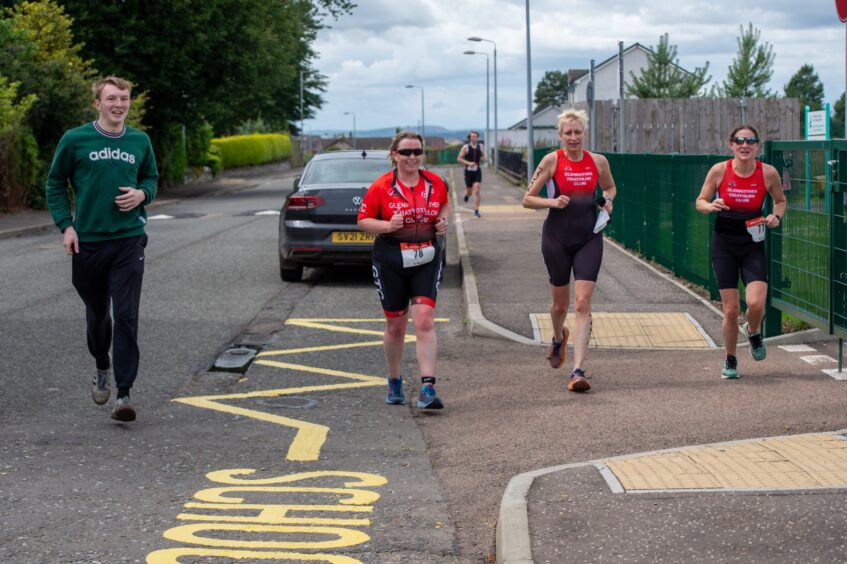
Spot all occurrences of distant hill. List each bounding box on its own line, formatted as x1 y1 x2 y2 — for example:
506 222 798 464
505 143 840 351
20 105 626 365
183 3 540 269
311 125 488 143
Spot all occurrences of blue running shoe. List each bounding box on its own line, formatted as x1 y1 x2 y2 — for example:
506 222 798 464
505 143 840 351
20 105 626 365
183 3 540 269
474 209 481 218
386 377 405 405
721 355 739 379
416 377 443 409
742 322 766 361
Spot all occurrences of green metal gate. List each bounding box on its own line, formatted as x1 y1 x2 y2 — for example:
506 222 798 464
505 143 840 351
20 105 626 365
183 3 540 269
764 140 847 341
603 144 845 352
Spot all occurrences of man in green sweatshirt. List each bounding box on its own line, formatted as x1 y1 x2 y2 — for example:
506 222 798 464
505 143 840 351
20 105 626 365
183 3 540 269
46 76 158 422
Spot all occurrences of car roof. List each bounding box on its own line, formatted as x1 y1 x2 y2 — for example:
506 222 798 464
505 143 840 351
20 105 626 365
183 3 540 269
311 150 390 162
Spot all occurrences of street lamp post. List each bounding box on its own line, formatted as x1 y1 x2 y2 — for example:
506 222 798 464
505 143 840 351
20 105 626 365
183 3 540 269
300 70 308 159
463 50 490 168
343 111 356 149
405 85 425 142
524 0 533 185
468 35 498 172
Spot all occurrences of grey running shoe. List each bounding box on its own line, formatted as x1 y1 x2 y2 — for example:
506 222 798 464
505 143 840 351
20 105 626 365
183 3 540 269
111 395 136 422
721 355 739 379
742 322 766 361
546 327 569 369
567 368 591 392
91 367 111 405
386 377 405 405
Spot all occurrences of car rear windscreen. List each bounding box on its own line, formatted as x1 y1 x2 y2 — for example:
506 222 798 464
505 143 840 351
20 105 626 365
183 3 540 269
303 158 392 185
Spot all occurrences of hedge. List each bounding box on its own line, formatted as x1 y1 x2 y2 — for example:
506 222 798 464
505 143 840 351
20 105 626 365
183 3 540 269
211 133 292 170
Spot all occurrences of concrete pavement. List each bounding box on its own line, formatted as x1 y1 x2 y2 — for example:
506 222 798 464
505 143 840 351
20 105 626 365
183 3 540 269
445 165 847 564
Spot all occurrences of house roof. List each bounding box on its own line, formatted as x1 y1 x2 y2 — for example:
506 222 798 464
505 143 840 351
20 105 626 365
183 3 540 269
508 104 563 130
570 42 693 86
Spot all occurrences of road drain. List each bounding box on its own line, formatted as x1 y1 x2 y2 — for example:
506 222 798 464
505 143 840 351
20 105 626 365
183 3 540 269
210 345 260 373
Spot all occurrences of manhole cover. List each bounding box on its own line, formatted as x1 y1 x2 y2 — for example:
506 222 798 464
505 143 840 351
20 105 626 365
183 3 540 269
211 346 258 372
255 397 317 410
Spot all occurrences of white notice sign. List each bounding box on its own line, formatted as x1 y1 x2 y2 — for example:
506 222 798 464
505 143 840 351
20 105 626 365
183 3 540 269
806 110 827 140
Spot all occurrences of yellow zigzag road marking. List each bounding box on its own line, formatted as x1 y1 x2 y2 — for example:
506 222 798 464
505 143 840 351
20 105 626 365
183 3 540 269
173 363 383 462
173 318 448 462
257 339 404 357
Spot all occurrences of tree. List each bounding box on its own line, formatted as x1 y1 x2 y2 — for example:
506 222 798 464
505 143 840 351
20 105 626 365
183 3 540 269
57 0 354 183
832 92 845 139
60 0 352 134
0 75 40 210
722 23 775 97
784 64 824 134
0 1 93 156
626 34 711 98
533 70 568 112
784 64 824 111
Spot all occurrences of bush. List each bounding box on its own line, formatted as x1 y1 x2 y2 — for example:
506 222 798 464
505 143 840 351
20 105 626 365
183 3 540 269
235 116 273 135
154 125 187 187
0 127 41 211
0 76 41 210
207 144 223 176
186 121 214 167
211 133 292 169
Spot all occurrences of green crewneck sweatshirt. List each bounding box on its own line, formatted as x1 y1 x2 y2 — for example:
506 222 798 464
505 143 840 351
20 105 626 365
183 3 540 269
46 121 159 242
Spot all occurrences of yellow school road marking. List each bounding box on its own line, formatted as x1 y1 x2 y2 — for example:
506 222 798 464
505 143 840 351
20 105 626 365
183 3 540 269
606 433 847 491
173 317 449 462
531 312 715 348
148 469 387 563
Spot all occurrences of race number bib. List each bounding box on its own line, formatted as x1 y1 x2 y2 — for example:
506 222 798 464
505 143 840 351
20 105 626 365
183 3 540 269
467 164 478 172
400 241 435 268
745 217 767 242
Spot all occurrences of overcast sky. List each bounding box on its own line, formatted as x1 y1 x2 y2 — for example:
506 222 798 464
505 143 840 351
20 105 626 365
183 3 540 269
308 0 846 134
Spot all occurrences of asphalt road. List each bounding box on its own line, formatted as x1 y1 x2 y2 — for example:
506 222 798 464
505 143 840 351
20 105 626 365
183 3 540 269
0 170 467 563
2 164 845 564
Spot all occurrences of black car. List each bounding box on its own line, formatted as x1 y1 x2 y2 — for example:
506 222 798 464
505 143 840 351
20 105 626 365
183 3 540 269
278 149 392 282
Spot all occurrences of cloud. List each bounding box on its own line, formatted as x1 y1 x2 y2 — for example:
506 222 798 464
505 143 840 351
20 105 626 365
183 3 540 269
308 0 847 134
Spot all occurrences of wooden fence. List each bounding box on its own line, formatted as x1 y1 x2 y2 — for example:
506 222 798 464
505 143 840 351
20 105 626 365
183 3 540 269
572 97 801 154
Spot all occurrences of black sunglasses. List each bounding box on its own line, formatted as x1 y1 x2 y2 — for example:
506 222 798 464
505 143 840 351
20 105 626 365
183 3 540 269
732 136 759 145
396 148 424 156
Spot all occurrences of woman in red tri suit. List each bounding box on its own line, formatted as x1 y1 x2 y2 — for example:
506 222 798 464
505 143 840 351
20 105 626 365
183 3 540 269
522 109 617 393
358 131 450 409
696 124 786 379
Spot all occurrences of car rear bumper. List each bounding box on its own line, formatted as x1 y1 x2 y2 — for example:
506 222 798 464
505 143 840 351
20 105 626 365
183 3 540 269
280 220 374 265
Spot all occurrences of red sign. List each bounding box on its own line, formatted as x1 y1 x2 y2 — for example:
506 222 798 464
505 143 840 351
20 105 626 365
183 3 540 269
838 0 847 22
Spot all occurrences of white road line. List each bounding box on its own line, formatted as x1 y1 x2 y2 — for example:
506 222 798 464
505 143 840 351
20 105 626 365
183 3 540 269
800 355 837 366
778 344 818 352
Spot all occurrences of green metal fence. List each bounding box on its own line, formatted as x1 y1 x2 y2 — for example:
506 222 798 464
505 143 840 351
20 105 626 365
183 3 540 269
765 140 847 340
426 145 462 165
604 143 845 344
603 153 726 298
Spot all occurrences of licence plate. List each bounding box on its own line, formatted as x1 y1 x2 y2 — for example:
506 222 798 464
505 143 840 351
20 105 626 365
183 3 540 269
331 231 375 243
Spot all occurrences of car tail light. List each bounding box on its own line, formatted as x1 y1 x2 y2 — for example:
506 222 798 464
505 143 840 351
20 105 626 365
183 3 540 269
288 195 325 210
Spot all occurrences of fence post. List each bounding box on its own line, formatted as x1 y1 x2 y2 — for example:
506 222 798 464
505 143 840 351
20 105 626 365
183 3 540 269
763 140 783 337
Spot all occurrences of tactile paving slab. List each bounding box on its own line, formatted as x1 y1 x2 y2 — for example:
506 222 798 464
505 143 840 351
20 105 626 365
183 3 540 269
605 433 847 491
531 312 713 348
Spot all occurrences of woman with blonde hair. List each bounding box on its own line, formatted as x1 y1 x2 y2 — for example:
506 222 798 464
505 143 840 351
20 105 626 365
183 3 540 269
522 109 617 392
